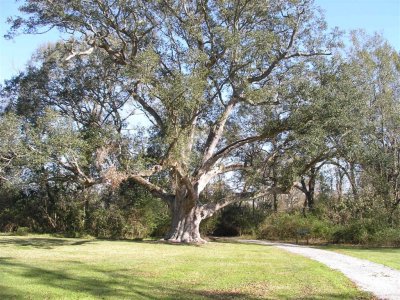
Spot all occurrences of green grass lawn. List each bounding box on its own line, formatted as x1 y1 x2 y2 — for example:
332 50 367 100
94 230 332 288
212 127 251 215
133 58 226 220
321 245 400 271
0 235 373 299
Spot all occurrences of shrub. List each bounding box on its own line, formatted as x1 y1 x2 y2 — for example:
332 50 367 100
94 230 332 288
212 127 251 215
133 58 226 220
258 212 334 241
90 207 125 239
369 228 400 247
15 227 30 236
331 218 387 244
200 214 219 236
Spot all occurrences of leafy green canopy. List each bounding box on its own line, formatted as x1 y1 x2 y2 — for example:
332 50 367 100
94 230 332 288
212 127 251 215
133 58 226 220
3 0 341 209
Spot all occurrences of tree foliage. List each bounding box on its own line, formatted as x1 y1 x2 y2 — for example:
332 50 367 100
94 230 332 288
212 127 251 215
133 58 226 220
1 1 399 243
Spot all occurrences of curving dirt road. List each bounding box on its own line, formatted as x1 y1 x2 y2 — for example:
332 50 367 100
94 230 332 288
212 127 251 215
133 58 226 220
239 240 400 300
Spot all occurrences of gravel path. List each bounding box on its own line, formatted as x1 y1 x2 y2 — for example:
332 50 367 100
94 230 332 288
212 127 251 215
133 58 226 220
240 240 400 300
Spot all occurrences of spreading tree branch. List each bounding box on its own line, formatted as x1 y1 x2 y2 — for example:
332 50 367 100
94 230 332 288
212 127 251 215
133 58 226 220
200 190 268 219
129 175 174 203
128 88 165 131
201 98 238 165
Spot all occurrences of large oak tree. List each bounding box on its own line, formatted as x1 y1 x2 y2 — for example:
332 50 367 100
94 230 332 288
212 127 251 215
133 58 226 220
5 0 340 242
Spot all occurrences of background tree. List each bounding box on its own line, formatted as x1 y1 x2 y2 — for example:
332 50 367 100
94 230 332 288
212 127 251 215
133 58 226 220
344 32 400 224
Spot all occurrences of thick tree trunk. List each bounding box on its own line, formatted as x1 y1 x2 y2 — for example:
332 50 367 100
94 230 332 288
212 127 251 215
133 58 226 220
162 175 250 243
164 192 206 243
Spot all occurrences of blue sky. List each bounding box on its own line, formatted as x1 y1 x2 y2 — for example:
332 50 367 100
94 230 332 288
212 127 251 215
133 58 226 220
0 0 399 83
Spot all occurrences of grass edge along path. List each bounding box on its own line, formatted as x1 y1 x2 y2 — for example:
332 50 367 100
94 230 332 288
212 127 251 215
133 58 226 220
319 244 400 271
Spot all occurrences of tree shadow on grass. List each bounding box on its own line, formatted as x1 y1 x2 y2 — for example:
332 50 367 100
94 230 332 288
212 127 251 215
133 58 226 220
0 257 373 300
0 257 258 299
0 284 25 300
0 236 209 251
0 237 93 249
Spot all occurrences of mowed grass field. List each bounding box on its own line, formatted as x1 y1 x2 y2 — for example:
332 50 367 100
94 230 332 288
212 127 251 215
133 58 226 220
0 235 373 299
321 245 400 271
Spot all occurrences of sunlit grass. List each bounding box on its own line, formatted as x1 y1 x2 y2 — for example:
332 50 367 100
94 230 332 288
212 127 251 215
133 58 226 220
0 235 372 299
321 245 400 270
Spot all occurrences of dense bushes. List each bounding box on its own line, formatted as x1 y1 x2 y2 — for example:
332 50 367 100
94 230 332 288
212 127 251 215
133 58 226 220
0 179 170 239
89 204 170 240
332 221 400 246
258 212 334 241
370 228 400 247
2 177 399 246
256 211 400 246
